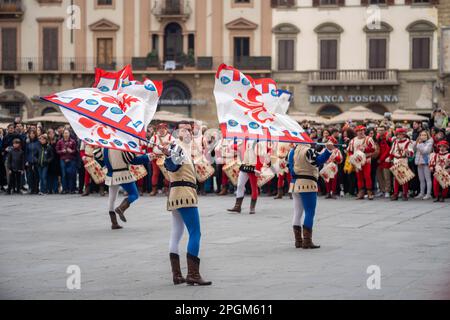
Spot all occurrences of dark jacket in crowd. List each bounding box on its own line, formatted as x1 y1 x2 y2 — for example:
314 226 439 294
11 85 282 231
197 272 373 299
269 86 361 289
25 138 40 165
7 148 25 172
37 144 54 167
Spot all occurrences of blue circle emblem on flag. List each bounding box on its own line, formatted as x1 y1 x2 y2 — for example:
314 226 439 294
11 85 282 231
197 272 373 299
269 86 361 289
99 139 109 145
145 83 156 91
113 139 123 146
291 132 298 136
122 81 132 88
228 119 239 127
99 86 110 92
86 99 99 106
128 141 138 149
221 76 231 85
110 107 123 115
271 89 278 97
249 122 260 130
85 138 94 144
242 78 250 86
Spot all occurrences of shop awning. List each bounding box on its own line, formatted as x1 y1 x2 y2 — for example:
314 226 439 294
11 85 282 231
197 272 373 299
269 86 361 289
24 112 69 124
288 112 329 125
328 106 384 124
391 109 429 122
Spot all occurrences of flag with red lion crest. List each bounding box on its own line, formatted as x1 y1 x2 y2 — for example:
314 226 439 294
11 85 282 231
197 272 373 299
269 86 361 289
214 64 312 144
41 65 163 154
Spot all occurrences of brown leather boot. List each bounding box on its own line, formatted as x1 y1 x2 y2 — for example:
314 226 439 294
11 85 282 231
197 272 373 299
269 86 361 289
356 190 365 200
391 194 399 201
186 254 212 286
150 185 157 196
367 189 374 201
115 198 130 222
293 226 302 249
249 199 257 214
109 211 123 230
99 184 106 197
81 185 90 197
302 226 320 249
218 187 228 196
227 197 243 213
274 188 284 199
170 253 186 285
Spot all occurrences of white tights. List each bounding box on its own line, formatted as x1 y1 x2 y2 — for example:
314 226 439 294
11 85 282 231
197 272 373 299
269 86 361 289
169 211 185 255
108 185 120 212
292 193 304 227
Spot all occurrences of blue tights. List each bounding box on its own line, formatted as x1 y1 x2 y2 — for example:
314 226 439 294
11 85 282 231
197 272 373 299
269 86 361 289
292 192 317 229
170 207 201 257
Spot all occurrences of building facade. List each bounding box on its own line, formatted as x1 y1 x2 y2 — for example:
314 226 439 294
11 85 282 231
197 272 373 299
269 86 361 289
0 0 446 125
0 0 272 125
271 0 441 118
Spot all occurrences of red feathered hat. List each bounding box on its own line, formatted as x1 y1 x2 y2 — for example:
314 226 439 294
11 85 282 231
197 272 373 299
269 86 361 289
395 128 407 135
328 136 338 145
437 140 449 148
355 125 366 132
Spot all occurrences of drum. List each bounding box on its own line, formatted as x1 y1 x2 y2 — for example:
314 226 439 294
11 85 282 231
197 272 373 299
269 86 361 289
349 150 366 171
195 161 215 183
223 160 240 187
84 160 106 185
390 162 415 186
320 162 338 183
257 166 275 188
434 167 450 189
129 165 148 181
156 156 170 180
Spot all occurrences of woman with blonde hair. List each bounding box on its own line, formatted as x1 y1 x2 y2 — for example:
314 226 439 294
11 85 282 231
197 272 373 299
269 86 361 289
413 130 434 200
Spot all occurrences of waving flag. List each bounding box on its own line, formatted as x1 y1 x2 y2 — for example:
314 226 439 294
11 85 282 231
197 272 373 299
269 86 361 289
214 64 312 144
42 66 163 154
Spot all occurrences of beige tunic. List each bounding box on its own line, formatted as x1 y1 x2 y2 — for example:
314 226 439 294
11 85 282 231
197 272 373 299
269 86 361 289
290 145 319 193
93 148 137 186
166 159 199 212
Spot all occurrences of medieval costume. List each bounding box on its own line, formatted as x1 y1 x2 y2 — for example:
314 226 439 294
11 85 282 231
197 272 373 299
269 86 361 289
215 138 235 196
429 140 450 202
289 143 333 249
347 126 377 200
387 128 414 201
94 148 152 229
149 123 174 196
273 142 293 199
324 136 343 199
165 124 212 286
80 141 105 197
228 139 270 215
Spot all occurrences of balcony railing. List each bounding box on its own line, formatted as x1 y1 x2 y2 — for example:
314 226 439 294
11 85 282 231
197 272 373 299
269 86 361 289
0 0 24 20
308 69 399 86
151 0 191 21
0 56 273 73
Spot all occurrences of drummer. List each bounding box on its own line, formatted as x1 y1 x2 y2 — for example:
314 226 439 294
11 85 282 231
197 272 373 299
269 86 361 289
430 140 450 203
149 123 175 196
387 128 414 201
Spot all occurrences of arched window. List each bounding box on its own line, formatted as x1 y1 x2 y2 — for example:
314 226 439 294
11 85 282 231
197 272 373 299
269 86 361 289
42 107 58 116
164 22 183 61
366 103 388 115
159 80 192 116
317 104 342 117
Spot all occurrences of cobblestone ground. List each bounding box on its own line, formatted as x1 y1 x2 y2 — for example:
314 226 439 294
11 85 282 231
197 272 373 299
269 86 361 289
0 192 449 300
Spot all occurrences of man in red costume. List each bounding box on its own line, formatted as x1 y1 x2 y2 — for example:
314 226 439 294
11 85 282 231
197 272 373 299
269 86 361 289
149 123 174 196
347 125 377 200
430 140 450 202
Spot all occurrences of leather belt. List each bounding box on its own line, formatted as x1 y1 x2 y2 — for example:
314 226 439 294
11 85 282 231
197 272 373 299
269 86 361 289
170 181 197 189
292 175 318 183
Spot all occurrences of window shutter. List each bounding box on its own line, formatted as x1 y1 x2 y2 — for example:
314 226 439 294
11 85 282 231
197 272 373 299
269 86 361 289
271 0 278 8
387 0 395 5
421 38 430 69
338 0 345 6
361 0 368 5
287 0 295 7
405 0 412 5
312 0 320 7
430 0 439 5
2 28 17 71
43 27 58 70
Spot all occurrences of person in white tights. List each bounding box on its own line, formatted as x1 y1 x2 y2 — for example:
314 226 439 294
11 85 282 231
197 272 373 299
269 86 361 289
413 130 434 200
